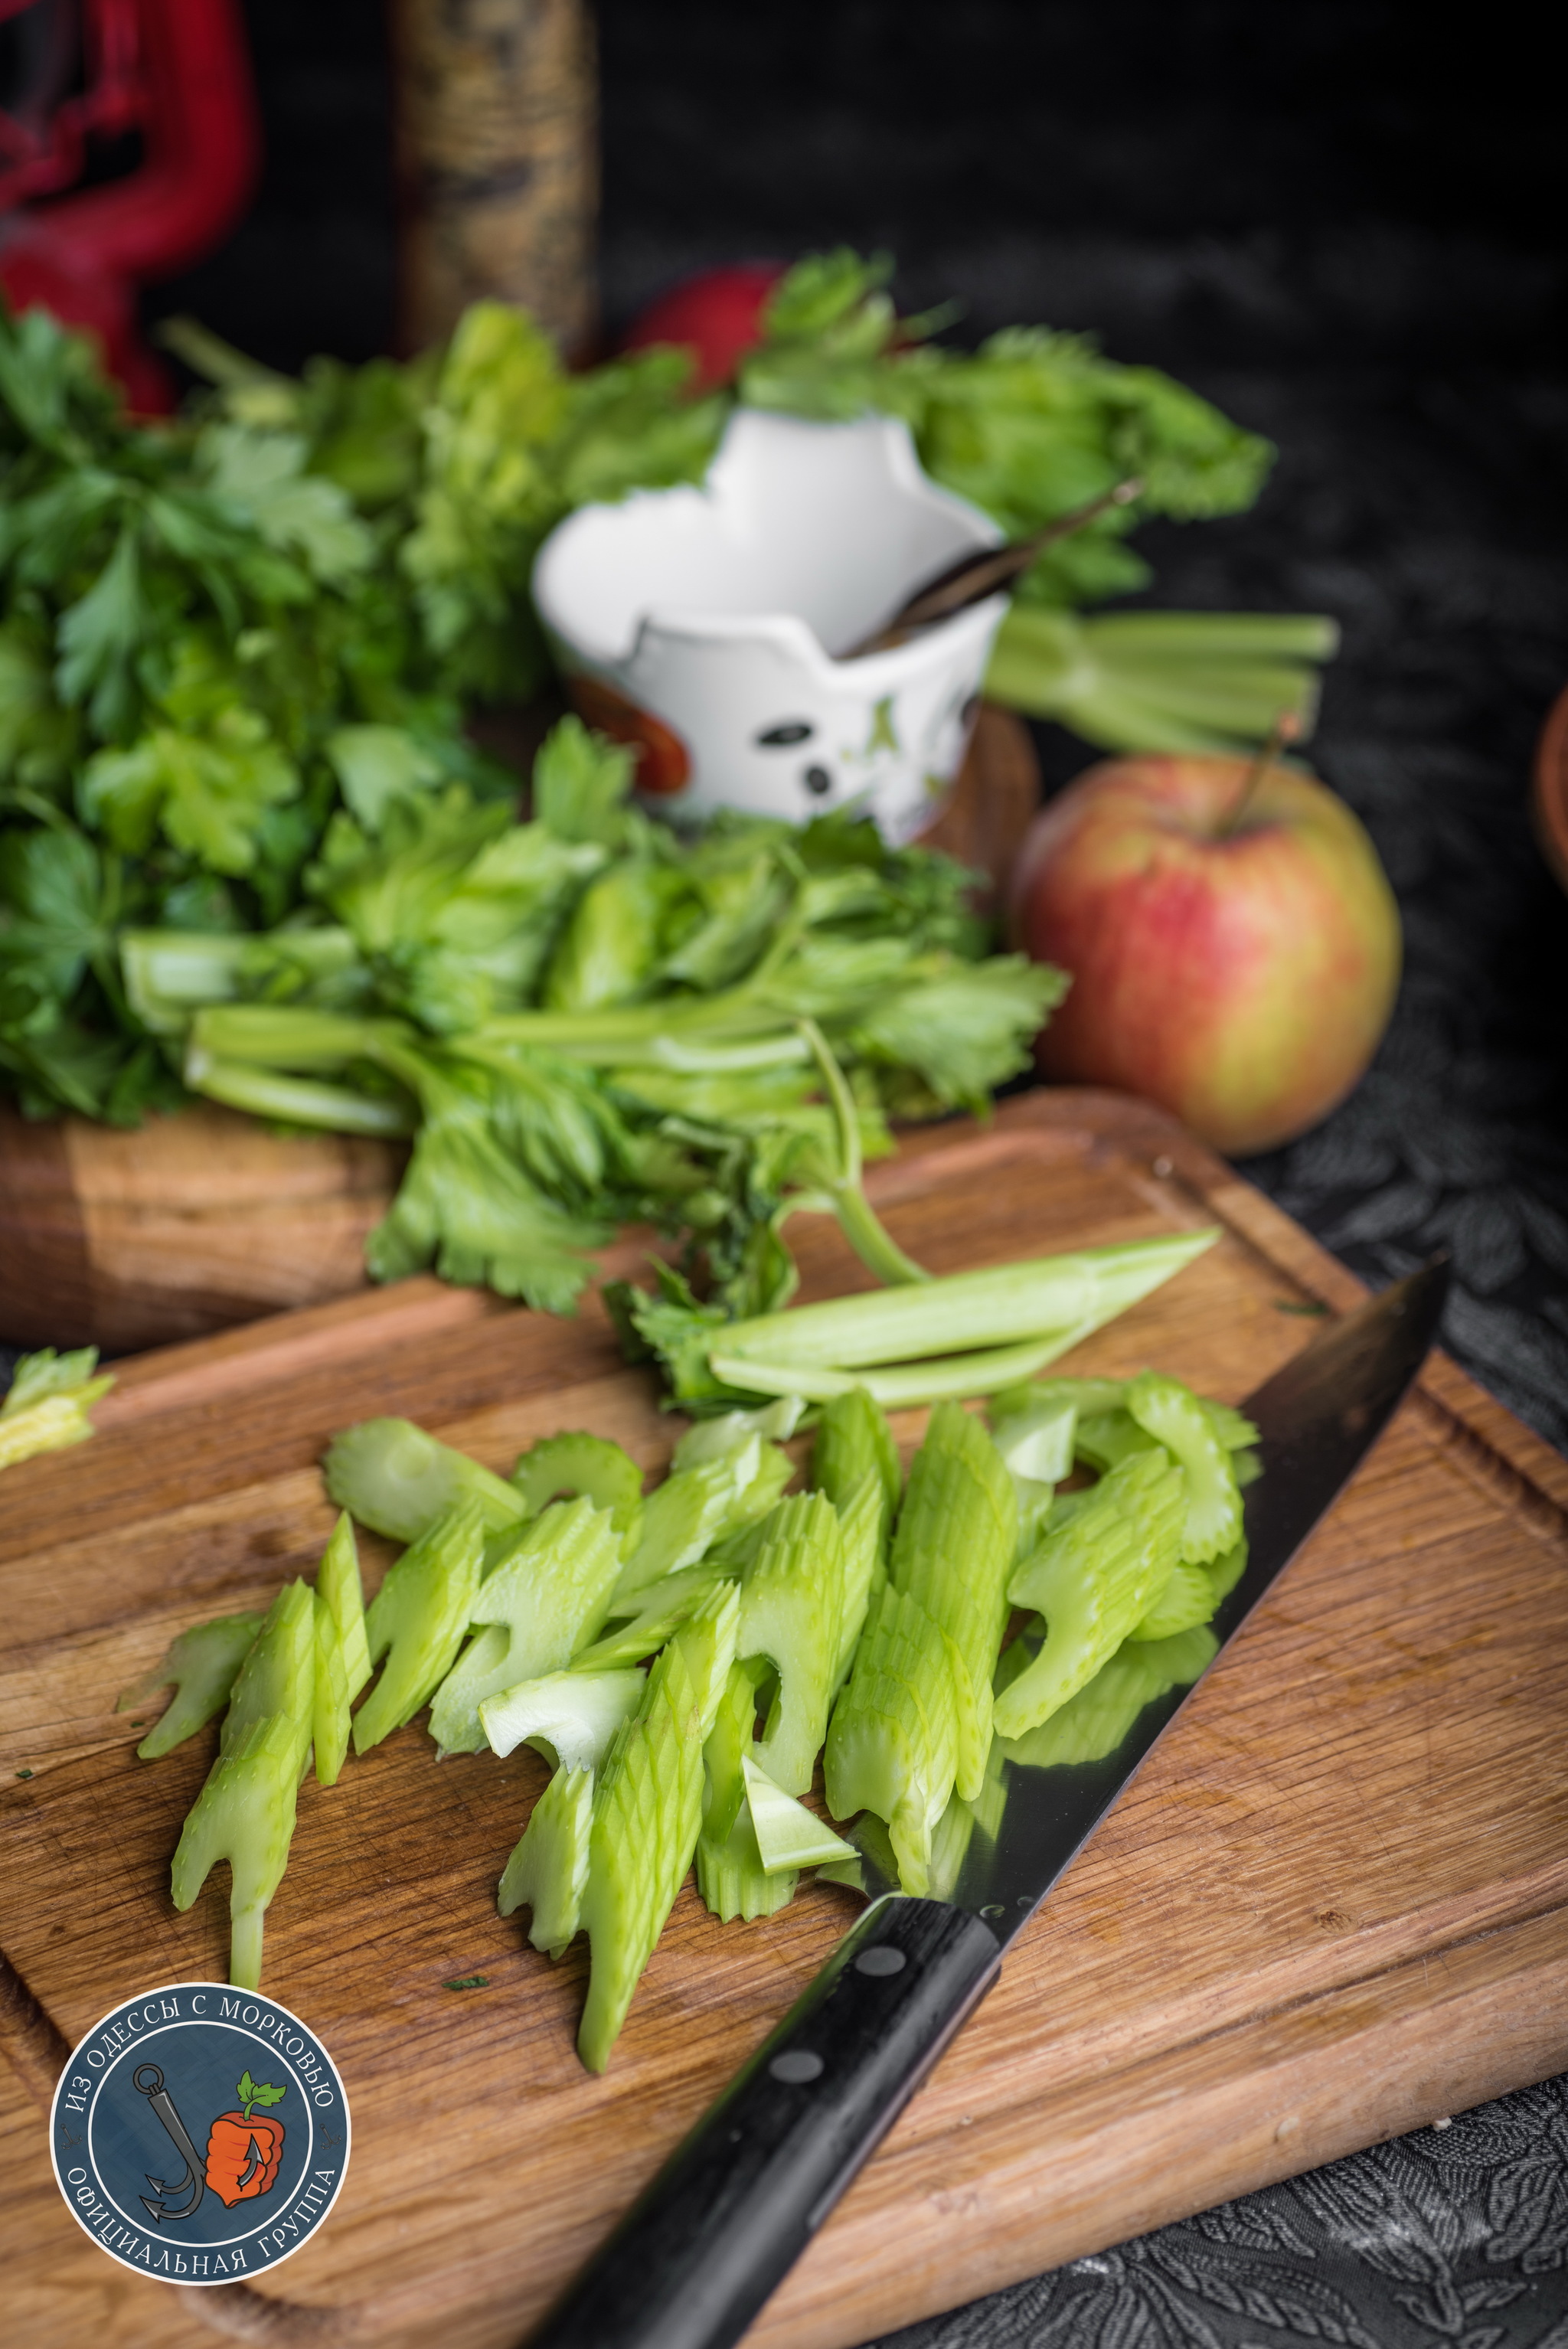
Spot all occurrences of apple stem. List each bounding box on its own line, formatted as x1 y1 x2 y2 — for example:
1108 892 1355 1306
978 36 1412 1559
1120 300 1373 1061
1218 709 1299 838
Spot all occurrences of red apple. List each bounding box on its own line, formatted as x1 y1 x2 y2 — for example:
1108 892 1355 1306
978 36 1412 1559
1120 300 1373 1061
1010 753 1401 1155
620 264 785 392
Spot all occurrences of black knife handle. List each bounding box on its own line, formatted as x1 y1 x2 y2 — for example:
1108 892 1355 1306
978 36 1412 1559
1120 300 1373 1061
524 1896 1003 2349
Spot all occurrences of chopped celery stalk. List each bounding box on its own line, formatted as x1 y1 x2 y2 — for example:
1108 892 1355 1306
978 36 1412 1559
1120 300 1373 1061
511 1433 644 1547
672 1397 804 1469
1204 1400 1260 1452
696 1661 795 1923
323 1416 526 1544
313 1592 351 1787
991 1394 1079 1485
579 1638 707 2072
889 1401 1018 1803
824 1583 960 1897
833 1471 887 1690
737 1492 846 1796
1206 1534 1250 1604
429 1498 622 1753
0 1346 115 1471
171 1712 300 1991
571 1567 730 1672
1126 1371 1243 1562
224 1579 316 1779
812 1386 902 1534
315 1510 371 1700
1073 1410 1163 1473
999 1627 1217 1769
481 1668 645 1767
990 1376 1126 1426
709 1233 1217 1372
669 1580 742 1743
612 1436 790 1602
117 1612 262 1760
742 1755 855 1874
708 1331 1086 1407
354 1501 485 1752
1011 1473 1056 1563
1233 1447 1263 1489
1129 1558 1218 1642
995 1449 1187 1740
498 1765 595 1955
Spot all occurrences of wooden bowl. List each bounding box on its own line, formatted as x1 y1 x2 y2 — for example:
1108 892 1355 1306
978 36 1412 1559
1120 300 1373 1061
1532 682 1568 893
0 709 1041 1352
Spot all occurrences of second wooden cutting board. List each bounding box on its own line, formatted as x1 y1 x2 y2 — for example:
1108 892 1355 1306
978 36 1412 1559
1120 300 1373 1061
3 1089 1567 2349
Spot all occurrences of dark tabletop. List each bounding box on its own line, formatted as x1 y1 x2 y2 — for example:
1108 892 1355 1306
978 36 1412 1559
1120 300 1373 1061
49 3 1568 2341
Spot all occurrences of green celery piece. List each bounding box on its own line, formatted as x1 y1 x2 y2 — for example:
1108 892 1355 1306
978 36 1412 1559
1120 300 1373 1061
512 1433 645 1548
323 1416 525 1544
668 1580 743 1743
736 1492 846 1797
811 1386 902 1532
1126 1371 1243 1563
1128 1558 1217 1642
990 1393 1078 1485
224 1579 316 1777
823 1582 961 1897
313 1593 351 1788
1073 1409 1163 1473
570 1567 729 1672
315 1510 371 1699
480 1667 645 1767
833 1470 887 1690
612 1437 792 1603
353 1502 485 1753
429 1498 623 1754
1206 1535 1250 1604
498 1765 595 1956
709 1233 1218 1373
671 1396 805 1469
0 1345 115 1472
696 1661 795 1923
171 1713 300 1991
1203 1399 1259 1452
578 1638 707 2073
543 858 683 1013
889 1401 1018 1803
742 1754 855 1873
995 1450 1187 1740
990 1376 1126 1426
117 1612 262 1760
999 1627 1218 1769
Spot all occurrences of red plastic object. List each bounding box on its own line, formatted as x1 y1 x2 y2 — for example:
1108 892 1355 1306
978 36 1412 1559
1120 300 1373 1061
0 0 260 412
620 262 784 393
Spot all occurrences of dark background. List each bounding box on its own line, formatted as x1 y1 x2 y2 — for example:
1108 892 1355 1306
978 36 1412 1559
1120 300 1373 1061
37 12 1568 2343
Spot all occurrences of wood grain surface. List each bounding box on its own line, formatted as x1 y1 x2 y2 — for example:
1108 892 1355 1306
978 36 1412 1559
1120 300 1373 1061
4 1087 1566 2349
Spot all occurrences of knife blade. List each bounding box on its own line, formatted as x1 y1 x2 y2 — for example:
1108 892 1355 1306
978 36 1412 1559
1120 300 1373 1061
524 1259 1449 2349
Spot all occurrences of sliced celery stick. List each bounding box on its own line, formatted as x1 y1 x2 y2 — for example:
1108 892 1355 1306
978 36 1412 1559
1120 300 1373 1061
511 1433 644 1547
1129 1557 1217 1642
742 1755 855 1874
171 1712 300 1990
117 1612 262 1760
696 1661 795 1923
669 1580 741 1743
578 1638 707 2073
736 1493 844 1796
570 1567 728 1672
498 1765 595 1956
889 1401 1018 1804
429 1498 622 1753
481 1667 645 1767
1126 1371 1243 1562
224 1580 316 1777
1073 1409 1163 1473
612 1439 763 1599
313 1596 351 1789
995 1449 1187 1740
833 1471 886 1690
990 1376 1126 1426
1011 1473 1057 1563
999 1626 1217 1769
991 1394 1078 1485
1203 1400 1260 1452
811 1387 902 1531
0 1347 115 1472
353 1502 485 1752
1206 1534 1249 1603
708 1331 1080 1406
673 1397 804 1469
324 1416 525 1544
824 1583 960 1897
316 1511 371 1700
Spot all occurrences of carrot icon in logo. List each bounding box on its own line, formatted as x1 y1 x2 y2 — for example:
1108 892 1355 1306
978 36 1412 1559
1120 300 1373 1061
204 2072 286 2207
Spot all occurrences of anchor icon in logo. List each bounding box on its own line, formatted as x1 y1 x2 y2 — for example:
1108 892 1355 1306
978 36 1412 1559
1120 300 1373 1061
132 2063 206 2223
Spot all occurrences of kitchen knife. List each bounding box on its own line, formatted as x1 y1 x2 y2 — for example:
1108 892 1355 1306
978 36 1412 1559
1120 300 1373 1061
525 1259 1449 2349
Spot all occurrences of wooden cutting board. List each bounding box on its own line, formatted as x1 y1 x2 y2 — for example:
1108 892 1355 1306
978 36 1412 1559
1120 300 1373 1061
4 1088 1567 2349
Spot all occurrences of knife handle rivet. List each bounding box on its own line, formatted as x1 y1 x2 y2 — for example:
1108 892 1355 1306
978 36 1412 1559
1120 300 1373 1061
854 1946 906 1978
769 2051 825 2085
